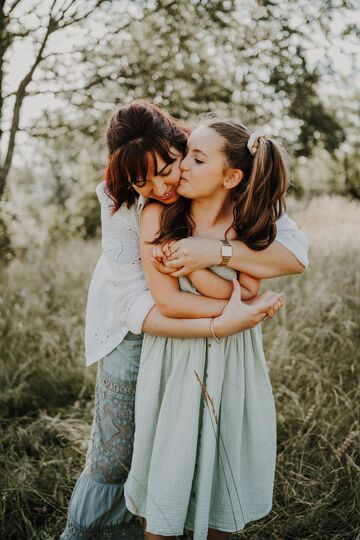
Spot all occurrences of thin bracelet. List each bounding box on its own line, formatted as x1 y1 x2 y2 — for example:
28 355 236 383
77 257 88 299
210 317 221 343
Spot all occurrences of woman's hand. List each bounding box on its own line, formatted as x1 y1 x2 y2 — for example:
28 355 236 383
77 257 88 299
213 280 284 337
152 237 221 276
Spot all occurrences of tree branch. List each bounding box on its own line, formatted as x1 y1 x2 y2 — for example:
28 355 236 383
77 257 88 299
5 0 22 15
0 12 54 198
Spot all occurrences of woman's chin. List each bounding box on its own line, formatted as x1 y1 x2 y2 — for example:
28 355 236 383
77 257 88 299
157 193 180 205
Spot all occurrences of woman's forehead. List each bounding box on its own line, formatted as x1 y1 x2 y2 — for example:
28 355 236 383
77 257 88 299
145 151 166 177
145 147 180 176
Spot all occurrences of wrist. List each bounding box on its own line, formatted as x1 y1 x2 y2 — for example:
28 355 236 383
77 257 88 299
219 239 233 267
212 315 227 338
216 240 223 265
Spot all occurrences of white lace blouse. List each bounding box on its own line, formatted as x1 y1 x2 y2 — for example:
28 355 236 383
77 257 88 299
85 182 309 366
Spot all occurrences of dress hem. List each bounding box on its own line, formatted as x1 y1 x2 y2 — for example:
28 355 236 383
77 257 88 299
126 502 273 537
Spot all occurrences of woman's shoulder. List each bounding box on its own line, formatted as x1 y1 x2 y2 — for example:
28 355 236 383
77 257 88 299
276 211 298 230
96 181 136 216
96 181 113 207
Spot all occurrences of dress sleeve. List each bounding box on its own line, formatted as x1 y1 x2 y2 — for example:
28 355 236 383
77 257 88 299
275 213 309 268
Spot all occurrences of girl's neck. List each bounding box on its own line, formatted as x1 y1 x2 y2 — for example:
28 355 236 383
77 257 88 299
190 195 234 235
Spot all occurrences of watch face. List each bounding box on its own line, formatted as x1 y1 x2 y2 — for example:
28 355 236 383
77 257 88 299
222 245 232 257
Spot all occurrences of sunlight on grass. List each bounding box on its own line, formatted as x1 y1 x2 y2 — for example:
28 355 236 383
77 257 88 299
0 197 359 539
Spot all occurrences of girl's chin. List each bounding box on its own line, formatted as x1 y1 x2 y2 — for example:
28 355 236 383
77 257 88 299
176 185 188 197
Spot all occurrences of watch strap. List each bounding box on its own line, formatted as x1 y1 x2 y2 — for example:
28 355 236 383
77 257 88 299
220 239 232 266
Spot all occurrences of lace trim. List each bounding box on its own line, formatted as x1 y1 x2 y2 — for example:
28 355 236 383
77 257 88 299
63 515 143 539
99 375 136 395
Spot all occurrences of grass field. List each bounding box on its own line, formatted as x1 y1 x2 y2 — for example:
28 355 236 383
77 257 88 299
0 196 359 539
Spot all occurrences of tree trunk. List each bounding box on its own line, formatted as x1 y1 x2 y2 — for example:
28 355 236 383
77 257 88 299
0 168 6 200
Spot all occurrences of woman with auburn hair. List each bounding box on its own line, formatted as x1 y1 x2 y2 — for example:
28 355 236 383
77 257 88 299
124 115 305 539
61 101 307 540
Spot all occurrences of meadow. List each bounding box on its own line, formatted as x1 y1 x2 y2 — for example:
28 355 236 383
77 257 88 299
0 196 359 540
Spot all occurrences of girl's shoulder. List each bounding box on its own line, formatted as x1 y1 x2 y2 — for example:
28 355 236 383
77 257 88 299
141 201 163 217
140 202 164 238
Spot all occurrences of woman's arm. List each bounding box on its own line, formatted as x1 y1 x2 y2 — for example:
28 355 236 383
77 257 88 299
154 237 304 278
140 203 228 318
142 281 285 337
153 213 308 278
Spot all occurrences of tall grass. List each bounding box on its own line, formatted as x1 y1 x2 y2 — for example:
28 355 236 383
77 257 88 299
0 241 99 539
0 197 359 539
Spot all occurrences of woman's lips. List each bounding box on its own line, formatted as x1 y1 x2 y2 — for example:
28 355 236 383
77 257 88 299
159 186 176 200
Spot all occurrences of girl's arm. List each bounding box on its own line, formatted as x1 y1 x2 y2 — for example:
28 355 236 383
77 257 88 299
238 273 260 300
140 203 227 318
187 269 260 301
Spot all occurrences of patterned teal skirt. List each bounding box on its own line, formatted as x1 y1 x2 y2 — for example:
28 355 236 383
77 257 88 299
61 332 144 540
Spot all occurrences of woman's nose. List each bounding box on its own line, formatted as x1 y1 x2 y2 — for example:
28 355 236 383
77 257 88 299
153 179 167 196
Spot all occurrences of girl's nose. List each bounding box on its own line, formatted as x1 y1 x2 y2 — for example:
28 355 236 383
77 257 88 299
180 156 189 172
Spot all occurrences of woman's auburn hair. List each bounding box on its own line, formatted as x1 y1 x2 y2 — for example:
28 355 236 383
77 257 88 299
154 116 289 251
104 99 190 211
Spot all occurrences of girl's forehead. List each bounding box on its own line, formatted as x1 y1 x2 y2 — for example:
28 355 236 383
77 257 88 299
188 125 224 153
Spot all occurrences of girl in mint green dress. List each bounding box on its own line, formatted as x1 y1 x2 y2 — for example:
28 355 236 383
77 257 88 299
125 117 289 539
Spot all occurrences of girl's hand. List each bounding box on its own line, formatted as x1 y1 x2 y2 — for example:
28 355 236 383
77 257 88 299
213 280 284 337
152 237 221 276
150 256 175 275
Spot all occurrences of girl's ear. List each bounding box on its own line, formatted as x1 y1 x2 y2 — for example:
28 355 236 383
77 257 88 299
222 168 243 190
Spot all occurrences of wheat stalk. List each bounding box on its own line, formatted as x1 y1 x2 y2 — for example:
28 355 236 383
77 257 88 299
194 370 246 530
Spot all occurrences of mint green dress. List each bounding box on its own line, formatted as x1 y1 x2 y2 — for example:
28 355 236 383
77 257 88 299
124 267 277 539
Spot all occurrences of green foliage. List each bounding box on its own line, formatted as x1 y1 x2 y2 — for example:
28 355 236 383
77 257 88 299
0 197 359 538
35 0 353 154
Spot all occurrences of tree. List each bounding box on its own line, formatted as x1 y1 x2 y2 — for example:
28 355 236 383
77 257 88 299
2 0 359 213
31 0 356 155
0 0 108 201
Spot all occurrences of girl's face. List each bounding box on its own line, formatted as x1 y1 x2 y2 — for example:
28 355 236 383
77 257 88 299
177 126 227 200
131 148 182 205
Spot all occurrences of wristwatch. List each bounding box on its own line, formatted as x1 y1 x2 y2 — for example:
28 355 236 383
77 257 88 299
220 239 233 266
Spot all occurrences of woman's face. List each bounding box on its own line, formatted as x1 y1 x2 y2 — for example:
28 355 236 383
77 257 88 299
177 126 226 200
131 148 182 205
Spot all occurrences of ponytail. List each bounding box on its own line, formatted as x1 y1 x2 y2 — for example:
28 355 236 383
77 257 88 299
233 136 288 250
